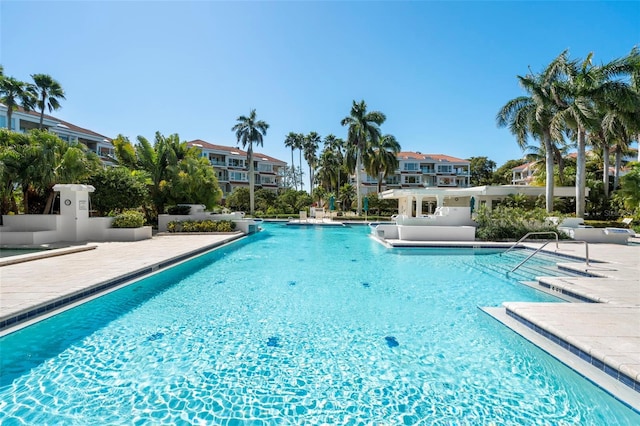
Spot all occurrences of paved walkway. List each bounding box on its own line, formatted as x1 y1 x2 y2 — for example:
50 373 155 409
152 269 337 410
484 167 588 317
0 233 243 332
490 241 640 410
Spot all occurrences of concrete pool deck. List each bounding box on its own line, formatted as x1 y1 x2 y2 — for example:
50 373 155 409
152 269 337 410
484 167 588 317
0 233 639 410
0 233 244 333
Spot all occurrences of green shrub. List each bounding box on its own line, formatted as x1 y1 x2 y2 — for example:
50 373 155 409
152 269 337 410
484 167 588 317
167 205 192 215
111 210 145 228
166 219 236 233
475 205 566 241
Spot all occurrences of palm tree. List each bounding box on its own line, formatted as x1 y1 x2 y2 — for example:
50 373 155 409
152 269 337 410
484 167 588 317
364 134 401 193
341 100 385 214
304 131 321 193
232 109 269 215
317 135 345 193
552 50 640 216
293 132 305 190
497 56 565 213
0 75 35 130
284 132 299 190
31 74 65 129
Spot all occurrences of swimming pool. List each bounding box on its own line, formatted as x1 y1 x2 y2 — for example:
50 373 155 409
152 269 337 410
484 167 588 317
0 224 638 423
0 247 50 258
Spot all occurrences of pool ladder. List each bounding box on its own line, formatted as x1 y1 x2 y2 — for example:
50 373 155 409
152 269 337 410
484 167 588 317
501 231 590 273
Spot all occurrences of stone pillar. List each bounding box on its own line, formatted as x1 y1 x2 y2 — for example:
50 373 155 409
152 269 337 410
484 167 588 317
53 184 95 242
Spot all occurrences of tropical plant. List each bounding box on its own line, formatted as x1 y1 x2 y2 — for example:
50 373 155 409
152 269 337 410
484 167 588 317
225 187 250 212
303 131 321 193
0 129 99 213
111 210 145 228
0 75 35 130
284 132 300 190
468 156 497 186
497 54 566 212
231 109 269 215
364 133 400 192
551 50 640 216
341 100 385 214
612 162 640 212
475 205 565 241
112 131 217 220
166 156 222 209
31 74 65 129
338 183 356 212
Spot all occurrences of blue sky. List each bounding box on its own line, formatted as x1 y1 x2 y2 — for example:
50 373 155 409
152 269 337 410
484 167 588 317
1 1 638 169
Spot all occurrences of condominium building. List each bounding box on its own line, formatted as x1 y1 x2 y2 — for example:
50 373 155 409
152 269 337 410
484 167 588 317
358 151 471 195
0 105 114 163
511 161 537 185
187 139 287 199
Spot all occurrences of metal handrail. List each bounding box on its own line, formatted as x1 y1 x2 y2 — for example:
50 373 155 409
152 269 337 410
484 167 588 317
510 240 590 273
501 231 560 256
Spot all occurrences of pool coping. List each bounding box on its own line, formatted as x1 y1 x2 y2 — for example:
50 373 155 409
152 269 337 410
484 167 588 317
482 307 640 412
0 234 245 335
0 244 97 267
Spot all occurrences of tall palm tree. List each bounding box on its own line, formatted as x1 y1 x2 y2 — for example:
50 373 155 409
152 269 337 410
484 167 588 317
232 109 269 215
341 100 385 214
31 74 65 129
304 131 321 193
319 134 345 193
553 50 640 216
497 56 565 213
284 132 299 190
0 75 35 130
364 134 401 193
293 132 305 190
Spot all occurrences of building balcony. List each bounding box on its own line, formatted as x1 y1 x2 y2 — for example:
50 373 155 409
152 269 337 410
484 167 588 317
210 160 227 167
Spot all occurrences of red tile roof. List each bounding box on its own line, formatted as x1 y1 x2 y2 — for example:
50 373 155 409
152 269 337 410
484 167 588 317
397 152 469 163
187 139 286 164
10 106 112 142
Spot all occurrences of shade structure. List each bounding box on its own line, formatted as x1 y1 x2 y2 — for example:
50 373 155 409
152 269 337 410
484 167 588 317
363 197 369 212
329 196 335 211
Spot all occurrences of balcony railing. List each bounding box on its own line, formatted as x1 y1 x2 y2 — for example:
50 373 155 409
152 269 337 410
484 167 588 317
210 160 226 167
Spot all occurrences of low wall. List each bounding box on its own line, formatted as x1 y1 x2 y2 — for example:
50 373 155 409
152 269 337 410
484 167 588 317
560 227 633 245
158 213 255 234
0 230 60 245
397 225 476 241
1 214 61 232
0 215 152 244
372 224 400 240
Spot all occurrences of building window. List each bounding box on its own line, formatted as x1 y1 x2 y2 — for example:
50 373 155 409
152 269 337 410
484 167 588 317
403 163 419 171
403 175 421 184
229 171 248 181
437 164 453 174
228 158 245 168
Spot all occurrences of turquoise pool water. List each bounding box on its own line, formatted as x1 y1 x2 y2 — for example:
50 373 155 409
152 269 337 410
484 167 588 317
0 247 49 258
0 224 638 424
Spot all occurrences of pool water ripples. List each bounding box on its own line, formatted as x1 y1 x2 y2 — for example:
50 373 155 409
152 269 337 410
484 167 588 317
0 224 638 424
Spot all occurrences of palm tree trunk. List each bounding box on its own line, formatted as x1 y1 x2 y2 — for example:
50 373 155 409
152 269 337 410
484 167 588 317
614 147 622 189
39 94 46 129
603 144 610 198
248 146 255 215
575 129 586 218
290 149 296 190
356 149 362 214
552 144 565 185
377 173 383 193
298 150 303 191
543 132 555 213
6 109 13 130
